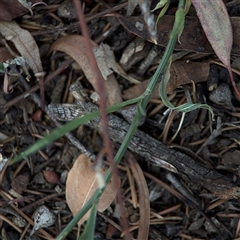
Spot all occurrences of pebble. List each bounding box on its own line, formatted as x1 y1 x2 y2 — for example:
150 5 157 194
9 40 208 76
209 83 235 111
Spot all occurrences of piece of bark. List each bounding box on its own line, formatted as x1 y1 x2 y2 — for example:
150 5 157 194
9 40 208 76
48 84 240 199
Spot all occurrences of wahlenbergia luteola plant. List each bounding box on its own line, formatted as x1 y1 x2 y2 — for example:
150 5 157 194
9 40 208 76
10 0 215 238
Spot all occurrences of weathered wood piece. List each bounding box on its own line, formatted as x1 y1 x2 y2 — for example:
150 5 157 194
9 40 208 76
48 83 240 199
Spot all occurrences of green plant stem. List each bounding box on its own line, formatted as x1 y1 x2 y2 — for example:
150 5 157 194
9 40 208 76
112 0 187 165
79 200 98 240
56 189 104 240
56 0 186 239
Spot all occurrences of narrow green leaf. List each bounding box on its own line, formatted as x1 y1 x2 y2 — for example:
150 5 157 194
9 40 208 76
56 189 103 240
170 7 185 43
155 0 171 27
151 0 169 12
10 111 100 165
184 0 192 14
159 60 214 120
79 202 98 240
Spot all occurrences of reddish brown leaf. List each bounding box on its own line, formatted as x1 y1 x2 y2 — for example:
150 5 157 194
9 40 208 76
191 0 240 97
32 109 43 122
191 0 232 66
128 155 150 240
106 223 119 239
66 154 120 225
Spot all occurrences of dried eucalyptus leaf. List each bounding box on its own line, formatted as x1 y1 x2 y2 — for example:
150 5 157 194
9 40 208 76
0 0 40 21
191 0 240 97
191 0 232 67
49 35 97 86
0 21 43 74
66 154 120 225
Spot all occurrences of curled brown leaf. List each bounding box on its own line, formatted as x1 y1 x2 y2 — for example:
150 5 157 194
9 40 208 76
50 35 122 106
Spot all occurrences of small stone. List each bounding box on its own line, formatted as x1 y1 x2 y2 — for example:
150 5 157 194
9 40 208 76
209 83 235 111
13 215 27 228
204 217 220 233
57 0 77 19
43 170 60 184
30 205 56 236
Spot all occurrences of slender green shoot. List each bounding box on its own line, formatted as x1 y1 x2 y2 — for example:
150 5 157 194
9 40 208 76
57 0 189 239
79 201 98 240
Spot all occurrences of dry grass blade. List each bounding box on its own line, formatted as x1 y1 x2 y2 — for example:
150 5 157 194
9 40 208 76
126 166 138 208
128 154 150 240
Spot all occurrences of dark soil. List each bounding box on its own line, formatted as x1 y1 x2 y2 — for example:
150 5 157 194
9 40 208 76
0 0 240 239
